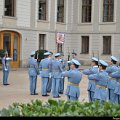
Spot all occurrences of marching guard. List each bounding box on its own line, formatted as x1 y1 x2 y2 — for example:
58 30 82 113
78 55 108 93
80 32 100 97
59 53 67 94
61 59 82 101
88 60 108 104
106 56 119 103
2 51 12 85
39 52 52 96
28 51 38 95
82 57 99 102
47 51 53 93
51 53 63 98
109 68 120 104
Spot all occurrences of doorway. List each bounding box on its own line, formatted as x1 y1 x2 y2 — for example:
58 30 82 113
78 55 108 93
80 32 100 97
0 31 20 68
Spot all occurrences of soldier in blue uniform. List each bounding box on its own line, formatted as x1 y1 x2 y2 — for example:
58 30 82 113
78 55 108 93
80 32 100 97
109 68 120 104
39 52 52 96
82 57 98 102
72 52 78 60
88 60 108 104
28 51 38 95
106 56 119 103
59 53 67 94
13 49 17 61
51 53 63 98
61 59 82 101
2 51 12 85
47 51 53 93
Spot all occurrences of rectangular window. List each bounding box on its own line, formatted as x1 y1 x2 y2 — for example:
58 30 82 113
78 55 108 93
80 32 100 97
57 0 64 23
4 0 15 17
81 36 89 54
39 34 45 50
103 36 111 54
38 0 47 20
103 0 114 22
82 0 92 23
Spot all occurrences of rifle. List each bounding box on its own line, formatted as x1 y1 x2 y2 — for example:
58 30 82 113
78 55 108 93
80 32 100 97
111 49 112 56
119 54 120 67
92 50 94 57
72 49 74 54
68 47 70 70
97 50 100 72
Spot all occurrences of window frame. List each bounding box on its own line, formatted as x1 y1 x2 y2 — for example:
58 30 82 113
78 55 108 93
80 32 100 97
57 0 64 23
82 0 92 23
81 36 89 54
39 34 46 50
103 36 111 55
4 0 16 17
38 0 47 20
103 0 114 22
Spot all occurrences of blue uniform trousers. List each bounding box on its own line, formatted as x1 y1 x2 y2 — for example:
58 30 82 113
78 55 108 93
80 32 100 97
88 90 95 102
115 94 120 104
59 78 64 93
67 95 78 101
3 70 9 85
47 77 52 92
41 77 49 95
108 88 116 103
52 78 60 97
29 76 37 94
95 99 105 104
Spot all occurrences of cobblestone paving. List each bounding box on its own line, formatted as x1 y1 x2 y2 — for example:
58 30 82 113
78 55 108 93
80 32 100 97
0 67 89 109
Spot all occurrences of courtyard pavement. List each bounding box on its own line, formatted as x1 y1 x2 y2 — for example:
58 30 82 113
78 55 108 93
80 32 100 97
0 66 90 109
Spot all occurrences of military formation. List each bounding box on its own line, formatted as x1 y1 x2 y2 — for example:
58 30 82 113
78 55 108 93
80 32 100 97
1 50 120 104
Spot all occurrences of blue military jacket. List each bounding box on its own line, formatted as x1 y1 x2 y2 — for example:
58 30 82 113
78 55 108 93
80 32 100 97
62 69 82 98
39 58 52 77
51 59 63 79
106 65 119 89
82 66 98 92
2 57 13 71
28 57 38 76
88 70 108 101
59 59 67 70
109 68 120 95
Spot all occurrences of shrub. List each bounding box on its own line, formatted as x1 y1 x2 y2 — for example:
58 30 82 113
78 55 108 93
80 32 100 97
35 49 48 63
0 99 120 117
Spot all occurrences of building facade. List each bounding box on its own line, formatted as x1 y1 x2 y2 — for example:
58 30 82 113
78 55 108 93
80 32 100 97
0 0 120 68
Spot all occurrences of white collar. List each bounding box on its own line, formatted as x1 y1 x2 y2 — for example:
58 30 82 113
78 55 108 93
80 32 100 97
93 66 98 68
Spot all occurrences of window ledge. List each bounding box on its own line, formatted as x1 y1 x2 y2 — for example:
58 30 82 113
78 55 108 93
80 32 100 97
2 16 17 20
80 53 89 55
101 54 111 56
37 20 49 23
56 22 66 25
99 22 116 25
78 23 93 25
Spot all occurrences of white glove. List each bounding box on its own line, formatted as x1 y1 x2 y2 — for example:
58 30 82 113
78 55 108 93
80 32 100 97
49 73 52 79
67 61 71 64
61 72 65 79
5 68 8 71
6 57 13 61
